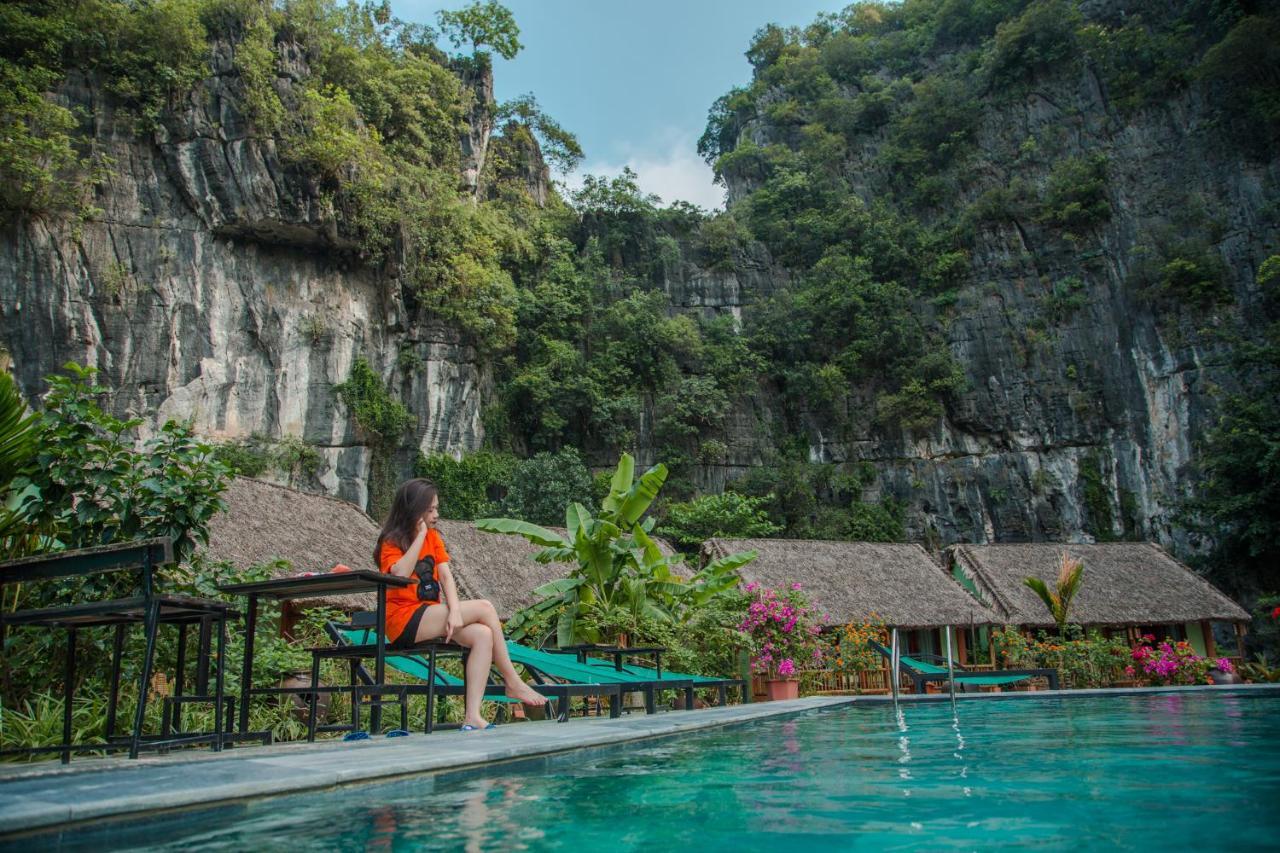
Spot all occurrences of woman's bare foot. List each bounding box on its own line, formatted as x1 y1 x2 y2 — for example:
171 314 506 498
505 680 548 707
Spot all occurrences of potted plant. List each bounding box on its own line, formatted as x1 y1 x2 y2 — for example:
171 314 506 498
738 582 823 700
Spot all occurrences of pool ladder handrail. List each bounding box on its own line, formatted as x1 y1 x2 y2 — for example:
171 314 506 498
889 626 958 712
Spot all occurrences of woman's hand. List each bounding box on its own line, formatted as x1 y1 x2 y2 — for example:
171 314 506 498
445 608 464 644
415 518 428 539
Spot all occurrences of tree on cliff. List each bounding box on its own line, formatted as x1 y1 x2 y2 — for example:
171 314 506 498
437 1 522 60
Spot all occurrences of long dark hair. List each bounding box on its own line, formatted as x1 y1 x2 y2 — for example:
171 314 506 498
374 478 439 568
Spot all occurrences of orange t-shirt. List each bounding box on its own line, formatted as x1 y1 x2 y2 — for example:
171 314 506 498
377 528 450 642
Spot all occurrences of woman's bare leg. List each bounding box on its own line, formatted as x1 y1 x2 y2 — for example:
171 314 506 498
448 600 547 706
410 603 546 712
450 624 494 729
411 606 493 727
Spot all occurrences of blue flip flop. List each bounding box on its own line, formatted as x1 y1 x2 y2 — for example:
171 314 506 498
460 723 497 732
343 731 371 742
385 729 409 738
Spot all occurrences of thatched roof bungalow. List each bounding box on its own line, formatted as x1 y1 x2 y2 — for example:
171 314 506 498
701 538 999 629
201 478 680 619
946 542 1250 657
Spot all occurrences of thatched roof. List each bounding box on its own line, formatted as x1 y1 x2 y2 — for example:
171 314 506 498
946 543 1250 627
201 478 682 618
701 538 999 629
200 477 384 610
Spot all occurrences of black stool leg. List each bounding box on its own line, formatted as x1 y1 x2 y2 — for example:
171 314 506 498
308 653 321 743
173 623 187 734
62 629 76 765
213 613 226 751
105 624 125 741
130 599 161 760
424 647 437 734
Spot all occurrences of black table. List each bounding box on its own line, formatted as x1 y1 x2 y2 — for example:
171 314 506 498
218 570 413 735
553 644 666 677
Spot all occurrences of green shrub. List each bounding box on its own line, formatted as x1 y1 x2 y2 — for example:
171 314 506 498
496 447 594 526
657 492 782 549
416 450 517 519
1037 155 1111 233
333 358 412 451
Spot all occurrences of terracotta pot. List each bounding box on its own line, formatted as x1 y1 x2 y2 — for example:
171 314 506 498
764 679 799 701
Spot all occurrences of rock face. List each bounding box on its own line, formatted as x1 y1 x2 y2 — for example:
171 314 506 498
0 44 492 509
667 62 1280 552
1 27 1275 553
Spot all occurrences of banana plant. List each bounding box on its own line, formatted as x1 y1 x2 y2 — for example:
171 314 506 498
477 453 757 646
0 371 38 557
1024 550 1084 637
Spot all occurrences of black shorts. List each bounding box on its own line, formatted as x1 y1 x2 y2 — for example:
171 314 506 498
389 601 439 649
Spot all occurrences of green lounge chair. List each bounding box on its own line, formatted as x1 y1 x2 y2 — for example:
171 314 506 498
870 640 1059 693
572 653 746 706
323 620 623 731
505 642 696 714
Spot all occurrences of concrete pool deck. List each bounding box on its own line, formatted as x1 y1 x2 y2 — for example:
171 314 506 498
0 696 853 837
1 683 1274 839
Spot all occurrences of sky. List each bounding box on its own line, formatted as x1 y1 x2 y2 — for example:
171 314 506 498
392 0 845 209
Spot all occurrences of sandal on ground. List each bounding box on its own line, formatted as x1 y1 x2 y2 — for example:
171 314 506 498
343 731 371 742
460 723 496 731
385 729 409 738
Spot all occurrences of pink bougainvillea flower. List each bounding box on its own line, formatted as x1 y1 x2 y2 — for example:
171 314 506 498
791 582 803 590
778 658 796 677
1216 658 1234 673
745 581 760 593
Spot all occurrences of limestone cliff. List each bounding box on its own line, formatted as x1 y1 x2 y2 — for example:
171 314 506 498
0 41 499 509
659 16 1279 552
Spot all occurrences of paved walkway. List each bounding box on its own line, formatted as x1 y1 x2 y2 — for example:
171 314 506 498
0 697 852 837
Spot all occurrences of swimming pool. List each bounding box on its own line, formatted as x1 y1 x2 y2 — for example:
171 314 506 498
21 690 1280 850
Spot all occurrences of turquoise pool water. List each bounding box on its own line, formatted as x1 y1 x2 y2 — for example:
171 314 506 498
25 691 1280 850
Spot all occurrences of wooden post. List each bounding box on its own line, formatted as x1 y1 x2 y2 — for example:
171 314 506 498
989 632 996 667
1200 620 1216 658
1235 622 1247 659
955 627 968 666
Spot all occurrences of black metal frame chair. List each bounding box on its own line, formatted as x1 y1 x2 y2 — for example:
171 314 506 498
312 615 623 737
0 539 238 761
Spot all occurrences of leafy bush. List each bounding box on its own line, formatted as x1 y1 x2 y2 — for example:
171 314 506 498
333 358 412 451
9 363 230 562
496 448 593 526
657 492 782 549
737 581 824 678
1037 155 1111 234
416 450 517 520
1125 635 1232 686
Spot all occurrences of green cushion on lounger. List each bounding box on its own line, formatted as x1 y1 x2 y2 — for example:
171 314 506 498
337 627 522 703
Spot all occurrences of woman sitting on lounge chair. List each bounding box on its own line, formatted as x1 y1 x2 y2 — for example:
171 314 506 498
375 478 547 730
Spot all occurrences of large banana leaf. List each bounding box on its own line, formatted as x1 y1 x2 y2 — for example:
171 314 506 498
532 577 582 598
565 502 590 543
600 453 634 515
556 604 580 647
615 463 667 526
692 549 758 582
0 372 36 485
475 517 569 548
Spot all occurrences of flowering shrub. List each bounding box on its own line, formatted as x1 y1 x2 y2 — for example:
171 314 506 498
993 626 1130 688
738 582 824 679
1123 635 1228 686
829 616 888 673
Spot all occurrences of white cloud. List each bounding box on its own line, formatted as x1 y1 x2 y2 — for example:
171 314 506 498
561 133 726 211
